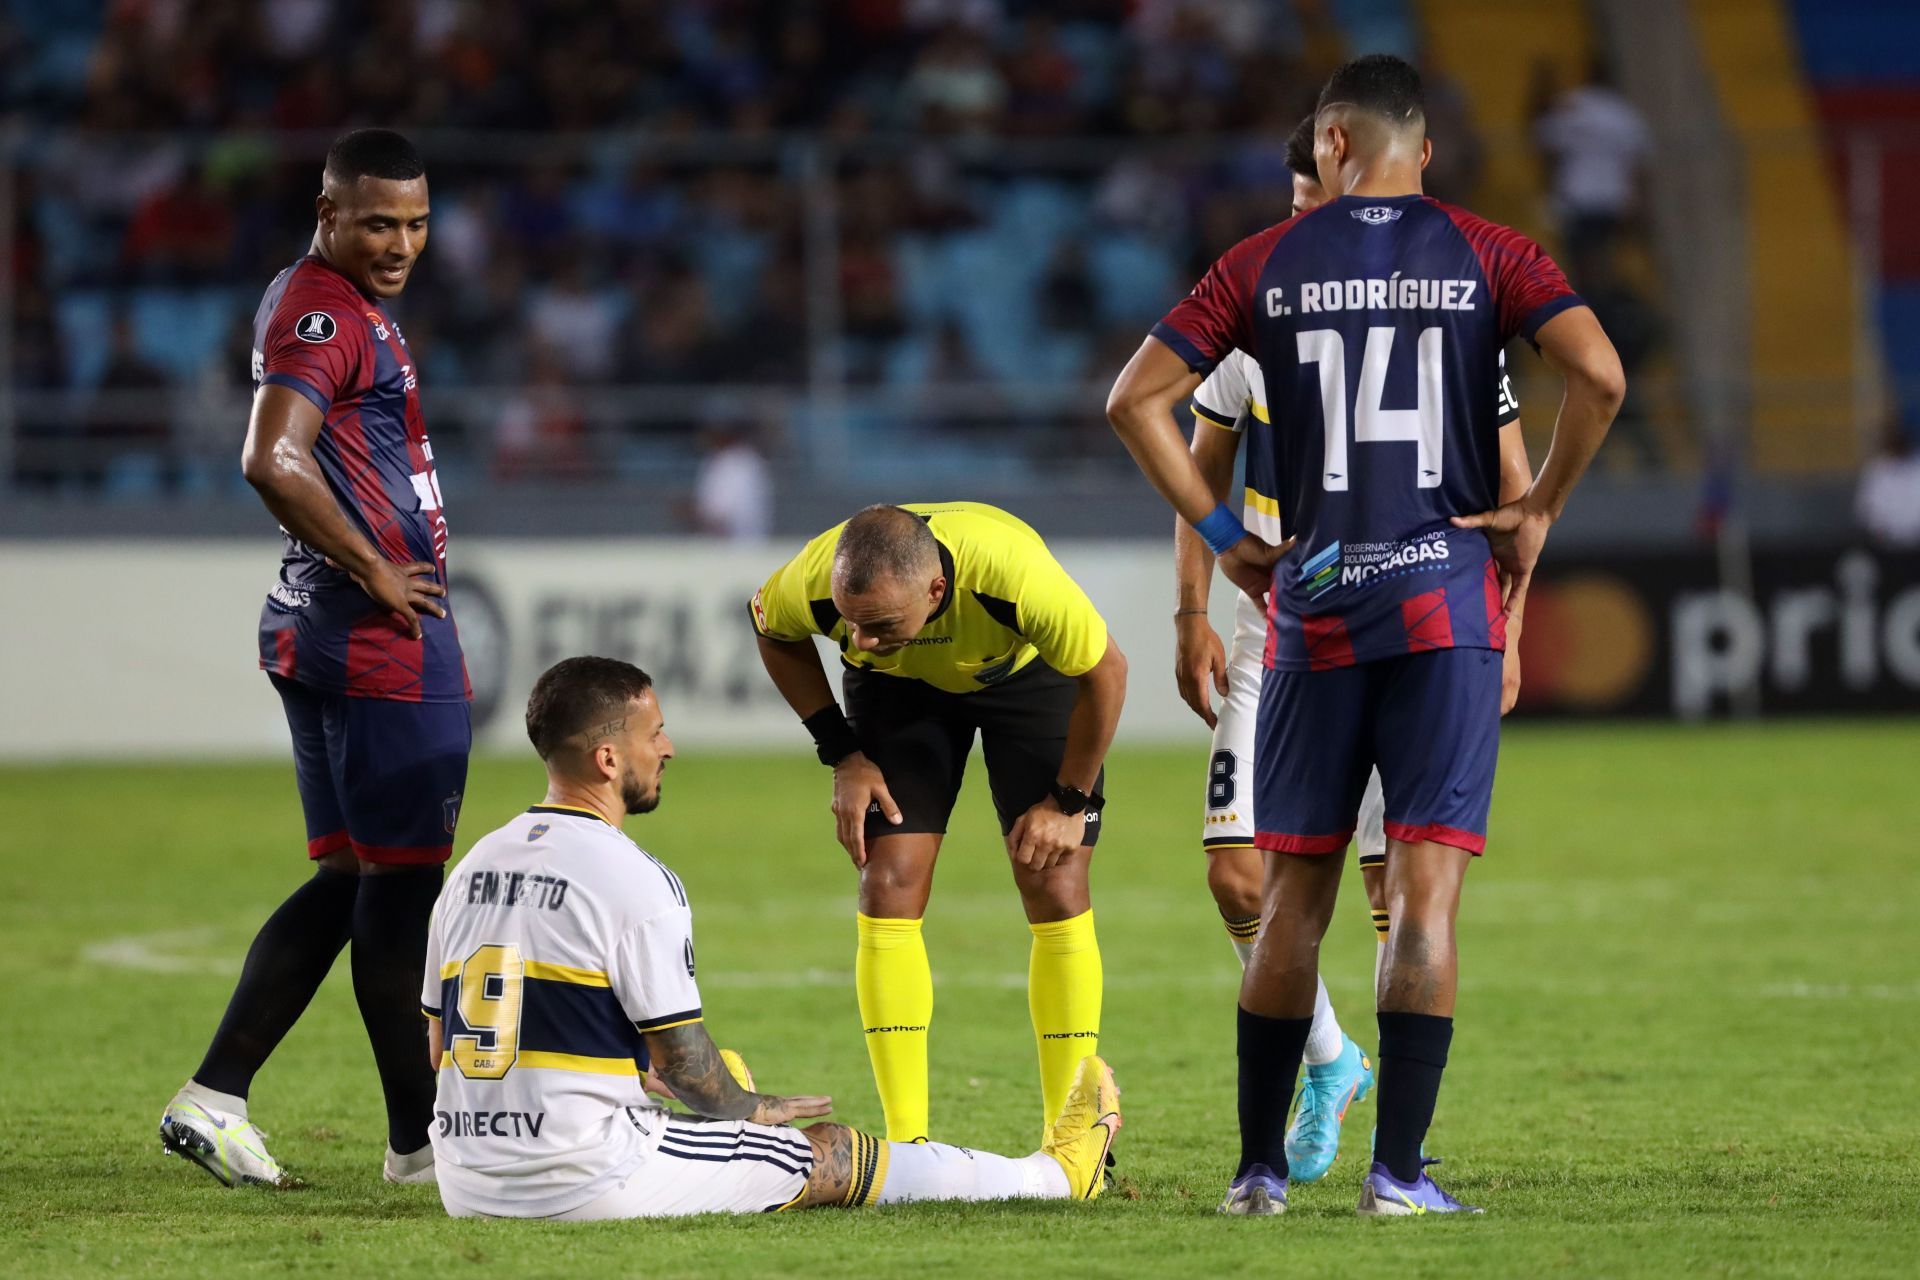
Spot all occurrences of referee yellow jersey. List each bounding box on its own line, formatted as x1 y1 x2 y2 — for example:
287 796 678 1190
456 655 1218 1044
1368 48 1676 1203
750 501 1109 695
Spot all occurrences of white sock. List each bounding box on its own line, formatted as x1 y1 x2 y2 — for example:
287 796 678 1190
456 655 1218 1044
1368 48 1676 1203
876 1140 1070 1204
1301 975 1345 1066
1230 937 1255 969
387 1143 434 1175
1375 938 1387 999
179 1080 247 1118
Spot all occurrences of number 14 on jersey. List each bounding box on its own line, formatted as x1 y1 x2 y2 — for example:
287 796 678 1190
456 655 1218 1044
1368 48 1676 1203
1296 326 1445 491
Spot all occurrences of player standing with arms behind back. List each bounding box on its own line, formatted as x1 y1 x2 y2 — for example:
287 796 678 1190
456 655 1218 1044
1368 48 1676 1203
1109 56 1622 1215
160 130 468 1188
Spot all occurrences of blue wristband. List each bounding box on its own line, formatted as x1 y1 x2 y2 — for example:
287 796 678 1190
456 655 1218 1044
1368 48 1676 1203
1192 503 1247 555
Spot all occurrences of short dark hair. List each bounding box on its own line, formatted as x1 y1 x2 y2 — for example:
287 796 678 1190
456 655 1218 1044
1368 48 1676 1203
1285 113 1318 182
833 505 938 594
525 656 653 760
324 128 425 185
1317 54 1425 128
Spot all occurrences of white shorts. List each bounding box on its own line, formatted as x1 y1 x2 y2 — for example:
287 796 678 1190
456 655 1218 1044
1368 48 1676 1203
444 1117 815 1220
1205 596 1387 866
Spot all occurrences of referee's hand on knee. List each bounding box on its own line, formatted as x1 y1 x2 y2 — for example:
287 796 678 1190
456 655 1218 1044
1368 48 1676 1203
830 752 901 868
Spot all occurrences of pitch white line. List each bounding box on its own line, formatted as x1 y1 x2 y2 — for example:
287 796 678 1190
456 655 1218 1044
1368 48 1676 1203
79 928 1910 1002
79 928 233 975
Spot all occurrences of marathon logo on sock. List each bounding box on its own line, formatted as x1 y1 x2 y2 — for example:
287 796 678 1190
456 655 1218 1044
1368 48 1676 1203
1040 1030 1098 1040
438 1110 546 1139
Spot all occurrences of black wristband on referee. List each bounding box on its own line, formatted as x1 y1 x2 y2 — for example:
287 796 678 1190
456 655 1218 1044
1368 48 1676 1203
802 704 862 768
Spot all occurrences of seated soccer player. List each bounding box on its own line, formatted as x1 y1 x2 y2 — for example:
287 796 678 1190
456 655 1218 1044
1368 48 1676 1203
423 656 1120 1219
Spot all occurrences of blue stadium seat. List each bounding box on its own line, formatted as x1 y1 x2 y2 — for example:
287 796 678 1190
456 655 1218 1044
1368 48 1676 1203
1330 0 1417 61
1089 234 1180 328
54 290 111 388
102 452 166 500
993 180 1087 252
893 234 948 326
690 230 770 329
130 290 236 381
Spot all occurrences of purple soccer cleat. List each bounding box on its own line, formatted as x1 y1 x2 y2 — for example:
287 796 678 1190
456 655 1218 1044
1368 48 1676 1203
1355 1158 1482 1216
1218 1163 1288 1215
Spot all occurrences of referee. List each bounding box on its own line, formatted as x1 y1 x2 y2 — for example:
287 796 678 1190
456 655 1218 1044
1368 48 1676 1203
752 502 1127 1144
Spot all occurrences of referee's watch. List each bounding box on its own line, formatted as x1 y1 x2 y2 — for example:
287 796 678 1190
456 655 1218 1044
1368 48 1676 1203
1050 782 1096 816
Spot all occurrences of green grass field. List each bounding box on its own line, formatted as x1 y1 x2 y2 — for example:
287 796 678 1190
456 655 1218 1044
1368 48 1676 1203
3 722 1918 1277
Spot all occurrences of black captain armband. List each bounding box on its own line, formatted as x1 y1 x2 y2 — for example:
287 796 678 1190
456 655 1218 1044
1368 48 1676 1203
802 704 862 768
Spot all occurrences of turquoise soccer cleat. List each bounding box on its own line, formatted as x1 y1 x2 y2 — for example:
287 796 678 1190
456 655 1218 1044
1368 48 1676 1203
1283 1035 1374 1183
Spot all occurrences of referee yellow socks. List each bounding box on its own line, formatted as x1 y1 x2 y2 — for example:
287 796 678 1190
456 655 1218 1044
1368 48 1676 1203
1028 910 1102 1135
855 913 933 1142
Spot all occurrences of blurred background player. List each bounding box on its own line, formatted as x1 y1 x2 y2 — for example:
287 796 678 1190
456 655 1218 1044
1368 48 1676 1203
1109 55 1622 1215
159 130 469 1188
1171 113 1535 1184
752 503 1127 1144
425 655 1120 1219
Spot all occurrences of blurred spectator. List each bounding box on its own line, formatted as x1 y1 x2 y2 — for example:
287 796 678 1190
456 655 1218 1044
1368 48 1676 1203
628 268 732 385
528 261 622 383
1004 16 1083 137
1039 242 1097 334
123 165 234 283
1576 244 1665 469
1533 52 1651 263
85 311 174 486
904 25 1006 135
1416 47 1484 206
684 421 774 540
492 343 588 480
1855 420 1920 548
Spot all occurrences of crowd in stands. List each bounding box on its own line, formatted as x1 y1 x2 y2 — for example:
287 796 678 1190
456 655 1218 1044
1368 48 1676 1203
0 0 1687 499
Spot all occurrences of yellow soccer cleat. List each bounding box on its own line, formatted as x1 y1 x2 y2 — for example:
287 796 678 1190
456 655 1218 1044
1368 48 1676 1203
719 1048 754 1092
1041 1055 1121 1200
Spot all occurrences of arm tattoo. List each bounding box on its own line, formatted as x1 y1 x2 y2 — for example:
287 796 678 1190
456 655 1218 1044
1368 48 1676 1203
644 1023 757 1121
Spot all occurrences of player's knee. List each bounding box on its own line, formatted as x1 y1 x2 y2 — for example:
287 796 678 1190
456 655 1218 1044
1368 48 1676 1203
1011 858 1091 920
799 1123 858 1207
1206 852 1263 919
315 849 360 875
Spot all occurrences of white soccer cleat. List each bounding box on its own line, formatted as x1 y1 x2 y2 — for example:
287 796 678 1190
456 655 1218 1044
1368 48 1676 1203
383 1144 436 1185
158 1088 296 1188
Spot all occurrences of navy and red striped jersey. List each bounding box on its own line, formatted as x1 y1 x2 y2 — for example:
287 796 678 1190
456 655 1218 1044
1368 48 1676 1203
1152 195 1582 671
251 255 468 703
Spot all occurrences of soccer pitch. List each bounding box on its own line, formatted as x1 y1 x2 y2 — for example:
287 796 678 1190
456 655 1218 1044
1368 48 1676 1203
2 722 1916 1278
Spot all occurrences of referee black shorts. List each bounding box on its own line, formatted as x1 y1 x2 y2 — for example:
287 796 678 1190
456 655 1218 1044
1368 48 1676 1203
842 660 1105 848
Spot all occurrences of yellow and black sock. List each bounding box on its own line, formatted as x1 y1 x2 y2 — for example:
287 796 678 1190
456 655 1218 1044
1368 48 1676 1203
840 1129 893 1206
1222 911 1260 968
1371 907 1391 943
854 914 933 1142
1028 910 1102 1136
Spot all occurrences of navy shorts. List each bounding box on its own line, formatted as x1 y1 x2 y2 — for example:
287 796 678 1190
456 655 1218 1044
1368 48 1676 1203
1252 648 1501 856
270 673 473 865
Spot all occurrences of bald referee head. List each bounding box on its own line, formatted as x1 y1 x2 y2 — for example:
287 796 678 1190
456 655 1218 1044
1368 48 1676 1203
830 505 950 656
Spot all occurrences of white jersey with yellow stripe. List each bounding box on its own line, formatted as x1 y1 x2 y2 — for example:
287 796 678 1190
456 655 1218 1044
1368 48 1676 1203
421 806 704 1219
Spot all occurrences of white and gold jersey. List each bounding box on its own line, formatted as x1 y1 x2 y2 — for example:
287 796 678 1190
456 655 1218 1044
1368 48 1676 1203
421 805 703 1218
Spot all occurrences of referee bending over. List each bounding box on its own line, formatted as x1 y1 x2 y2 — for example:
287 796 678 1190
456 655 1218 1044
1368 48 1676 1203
752 502 1128 1144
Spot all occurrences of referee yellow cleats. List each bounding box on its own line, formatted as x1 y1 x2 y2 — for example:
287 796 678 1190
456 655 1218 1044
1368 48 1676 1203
1041 1055 1122 1200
